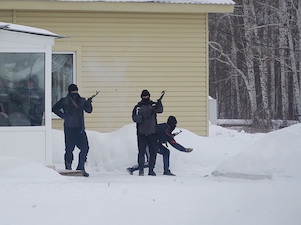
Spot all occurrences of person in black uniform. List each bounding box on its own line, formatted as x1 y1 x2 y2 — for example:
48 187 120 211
132 89 163 176
127 116 193 176
52 84 93 177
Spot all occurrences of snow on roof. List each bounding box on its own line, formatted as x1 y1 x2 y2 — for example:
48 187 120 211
54 0 235 4
0 22 64 38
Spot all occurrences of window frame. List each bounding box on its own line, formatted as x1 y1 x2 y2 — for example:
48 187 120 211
51 51 76 119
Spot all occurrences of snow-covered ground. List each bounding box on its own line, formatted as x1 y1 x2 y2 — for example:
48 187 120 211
0 123 300 225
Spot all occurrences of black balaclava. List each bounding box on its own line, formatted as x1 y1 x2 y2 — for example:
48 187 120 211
68 84 80 101
141 89 150 103
167 116 177 132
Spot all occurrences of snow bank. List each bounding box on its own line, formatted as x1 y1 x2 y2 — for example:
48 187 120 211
52 123 265 177
52 124 139 172
212 124 301 179
1 123 299 181
0 156 62 182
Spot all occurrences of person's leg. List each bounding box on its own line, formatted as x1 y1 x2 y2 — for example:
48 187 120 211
147 134 159 176
158 145 170 172
158 144 175 176
64 127 76 170
137 135 147 175
127 163 138 175
76 129 89 170
127 161 150 175
128 140 150 175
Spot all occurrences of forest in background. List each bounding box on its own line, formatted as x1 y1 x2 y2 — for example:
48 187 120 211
209 0 301 130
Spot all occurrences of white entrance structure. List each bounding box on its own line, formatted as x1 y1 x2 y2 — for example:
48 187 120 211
0 22 63 165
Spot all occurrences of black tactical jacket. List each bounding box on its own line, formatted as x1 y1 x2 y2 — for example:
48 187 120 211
52 93 92 130
132 99 163 135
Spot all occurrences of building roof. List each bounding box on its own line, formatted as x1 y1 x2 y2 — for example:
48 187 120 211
52 0 235 4
0 0 234 13
0 22 64 38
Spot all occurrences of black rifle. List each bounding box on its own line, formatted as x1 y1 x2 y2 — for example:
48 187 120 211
88 91 100 101
172 129 182 137
157 90 166 102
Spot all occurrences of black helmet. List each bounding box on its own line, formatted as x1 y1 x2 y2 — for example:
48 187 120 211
167 116 177 131
68 84 78 93
141 89 150 98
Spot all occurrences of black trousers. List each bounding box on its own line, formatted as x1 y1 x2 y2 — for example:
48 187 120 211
64 127 89 168
137 134 159 171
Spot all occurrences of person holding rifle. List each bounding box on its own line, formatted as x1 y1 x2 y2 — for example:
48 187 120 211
127 116 193 176
132 89 163 176
52 84 93 177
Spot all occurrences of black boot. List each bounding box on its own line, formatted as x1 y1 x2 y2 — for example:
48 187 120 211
127 167 134 175
81 170 90 177
76 167 89 177
139 169 144 176
65 162 72 170
76 161 89 177
148 169 156 176
163 170 175 176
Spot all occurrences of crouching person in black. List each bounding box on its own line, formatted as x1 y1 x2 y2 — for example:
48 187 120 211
157 116 193 176
132 89 163 176
52 84 93 177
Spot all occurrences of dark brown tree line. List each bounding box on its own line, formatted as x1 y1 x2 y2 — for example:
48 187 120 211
209 0 301 129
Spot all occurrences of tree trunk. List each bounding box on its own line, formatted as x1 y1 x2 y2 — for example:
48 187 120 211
278 0 289 125
229 15 242 118
242 0 258 122
280 0 301 122
249 1 272 128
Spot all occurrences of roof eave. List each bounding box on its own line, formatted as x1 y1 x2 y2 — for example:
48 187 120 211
0 1 234 13
0 22 66 38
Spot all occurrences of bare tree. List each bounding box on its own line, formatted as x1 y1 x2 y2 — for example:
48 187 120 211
282 0 301 122
209 0 301 130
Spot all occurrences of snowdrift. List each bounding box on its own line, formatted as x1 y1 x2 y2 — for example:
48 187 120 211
0 156 62 181
212 123 301 179
1 123 300 181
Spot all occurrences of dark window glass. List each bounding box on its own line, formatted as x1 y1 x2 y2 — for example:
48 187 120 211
0 53 45 126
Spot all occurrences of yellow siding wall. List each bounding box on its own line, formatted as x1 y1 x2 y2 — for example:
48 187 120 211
0 10 208 135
